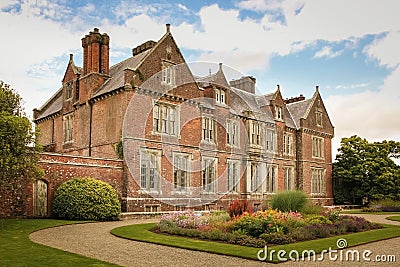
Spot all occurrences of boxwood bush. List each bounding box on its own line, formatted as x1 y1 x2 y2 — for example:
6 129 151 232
52 177 121 221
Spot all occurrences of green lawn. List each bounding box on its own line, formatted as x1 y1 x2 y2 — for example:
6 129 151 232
0 219 119 267
343 209 400 215
386 216 400 222
111 223 400 262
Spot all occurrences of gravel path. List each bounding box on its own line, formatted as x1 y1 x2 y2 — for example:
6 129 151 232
30 214 400 267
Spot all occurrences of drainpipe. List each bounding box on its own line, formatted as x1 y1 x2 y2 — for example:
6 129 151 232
88 101 93 156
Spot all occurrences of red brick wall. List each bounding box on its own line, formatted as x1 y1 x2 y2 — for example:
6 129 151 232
33 153 123 217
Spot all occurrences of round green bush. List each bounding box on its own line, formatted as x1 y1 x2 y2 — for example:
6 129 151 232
52 177 121 221
270 190 308 212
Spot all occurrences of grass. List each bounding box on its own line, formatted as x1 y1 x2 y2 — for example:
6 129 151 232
386 216 400 222
0 219 119 267
111 223 400 262
343 209 400 215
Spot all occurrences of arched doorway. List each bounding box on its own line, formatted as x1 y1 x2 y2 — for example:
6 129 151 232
33 179 48 217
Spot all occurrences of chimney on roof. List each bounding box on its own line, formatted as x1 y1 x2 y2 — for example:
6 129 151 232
284 94 306 104
132 40 157 56
81 28 110 75
230 76 256 94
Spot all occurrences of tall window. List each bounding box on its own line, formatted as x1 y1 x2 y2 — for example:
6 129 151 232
227 160 239 192
275 106 283 120
311 168 326 194
316 110 323 127
312 137 324 158
266 129 276 152
162 61 175 85
266 165 277 193
63 114 73 143
202 116 215 142
202 158 216 192
173 153 190 191
140 150 160 191
284 166 294 190
153 103 178 135
215 89 226 104
249 120 261 146
250 162 261 193
226 120 239 146
283 133 293 155
65 81 73 100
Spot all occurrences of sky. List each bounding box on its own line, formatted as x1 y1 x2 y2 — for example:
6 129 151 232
1 0 399 159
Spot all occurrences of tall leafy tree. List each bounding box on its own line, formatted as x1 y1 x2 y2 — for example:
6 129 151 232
333 135 400 204
0 81 42 216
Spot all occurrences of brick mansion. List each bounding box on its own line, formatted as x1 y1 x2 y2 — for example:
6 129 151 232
31 25 334 216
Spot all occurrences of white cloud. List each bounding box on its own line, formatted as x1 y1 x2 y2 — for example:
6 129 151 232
364 31 400 68
177 3 189 12
236 0 286 12
326 65 400 148
334 83 370 90
313 46 342 59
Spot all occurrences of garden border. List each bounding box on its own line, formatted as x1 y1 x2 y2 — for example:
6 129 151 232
111 222 400 262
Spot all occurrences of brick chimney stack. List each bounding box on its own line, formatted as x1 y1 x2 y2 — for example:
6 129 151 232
81 28 110 75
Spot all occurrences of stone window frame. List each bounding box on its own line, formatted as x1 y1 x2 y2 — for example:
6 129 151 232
202 116 216 143
265 128 277 152
275 105 283 121
215 88 226 105
65 81 74 101
311 168 326 195
266 164 278 193
161 60 175 86
249 161 262 193
312 136 324 159
283 133 294 156
284 166 295 190
226 119 239 147
226 159 240 193
249 120 262 146
153 101 179 136
172 152 191 193
316 109 323 127
202 157 217 193
139 148 161 193
63 113 74 144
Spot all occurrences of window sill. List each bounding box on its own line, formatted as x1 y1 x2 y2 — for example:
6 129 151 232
172 190 192 196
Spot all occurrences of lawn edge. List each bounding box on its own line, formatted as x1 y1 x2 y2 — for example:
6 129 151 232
111 222 400 263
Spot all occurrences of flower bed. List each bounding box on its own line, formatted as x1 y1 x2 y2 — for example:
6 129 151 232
156 207 381 248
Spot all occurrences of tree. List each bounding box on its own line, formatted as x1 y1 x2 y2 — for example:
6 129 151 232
333 135 400 204
0 81 42 216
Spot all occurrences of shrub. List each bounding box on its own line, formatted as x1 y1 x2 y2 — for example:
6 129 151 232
305 215 332 225
228 199 250 217
367 199 400 212
52 177 121 221
259 232 294 245
159 211 206 229
270 190 308 212
301 202 324 215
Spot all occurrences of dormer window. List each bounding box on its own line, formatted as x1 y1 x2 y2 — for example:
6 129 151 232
162 61 175 85
316 110 323 127
215 88 226 104
65 81 73 101
275 106 283 120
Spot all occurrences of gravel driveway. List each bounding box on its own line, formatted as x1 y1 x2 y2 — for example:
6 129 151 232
30 214 400 267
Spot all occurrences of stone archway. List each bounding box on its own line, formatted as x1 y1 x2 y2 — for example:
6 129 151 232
33 179 48 217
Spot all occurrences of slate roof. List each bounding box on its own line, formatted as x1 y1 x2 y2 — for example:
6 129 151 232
35 50 151 121
287 98 313 128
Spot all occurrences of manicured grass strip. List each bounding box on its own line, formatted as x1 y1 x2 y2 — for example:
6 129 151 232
343 210 400 215
111 223 400 263
386 216 400 222
0 219 119 267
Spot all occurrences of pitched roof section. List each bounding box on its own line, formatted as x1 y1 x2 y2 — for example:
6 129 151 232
287 99 312 127
195 63 230 88
92 50 150 98
35 87 63 121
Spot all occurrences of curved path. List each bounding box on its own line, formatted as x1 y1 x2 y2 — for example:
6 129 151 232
30 214 400 267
